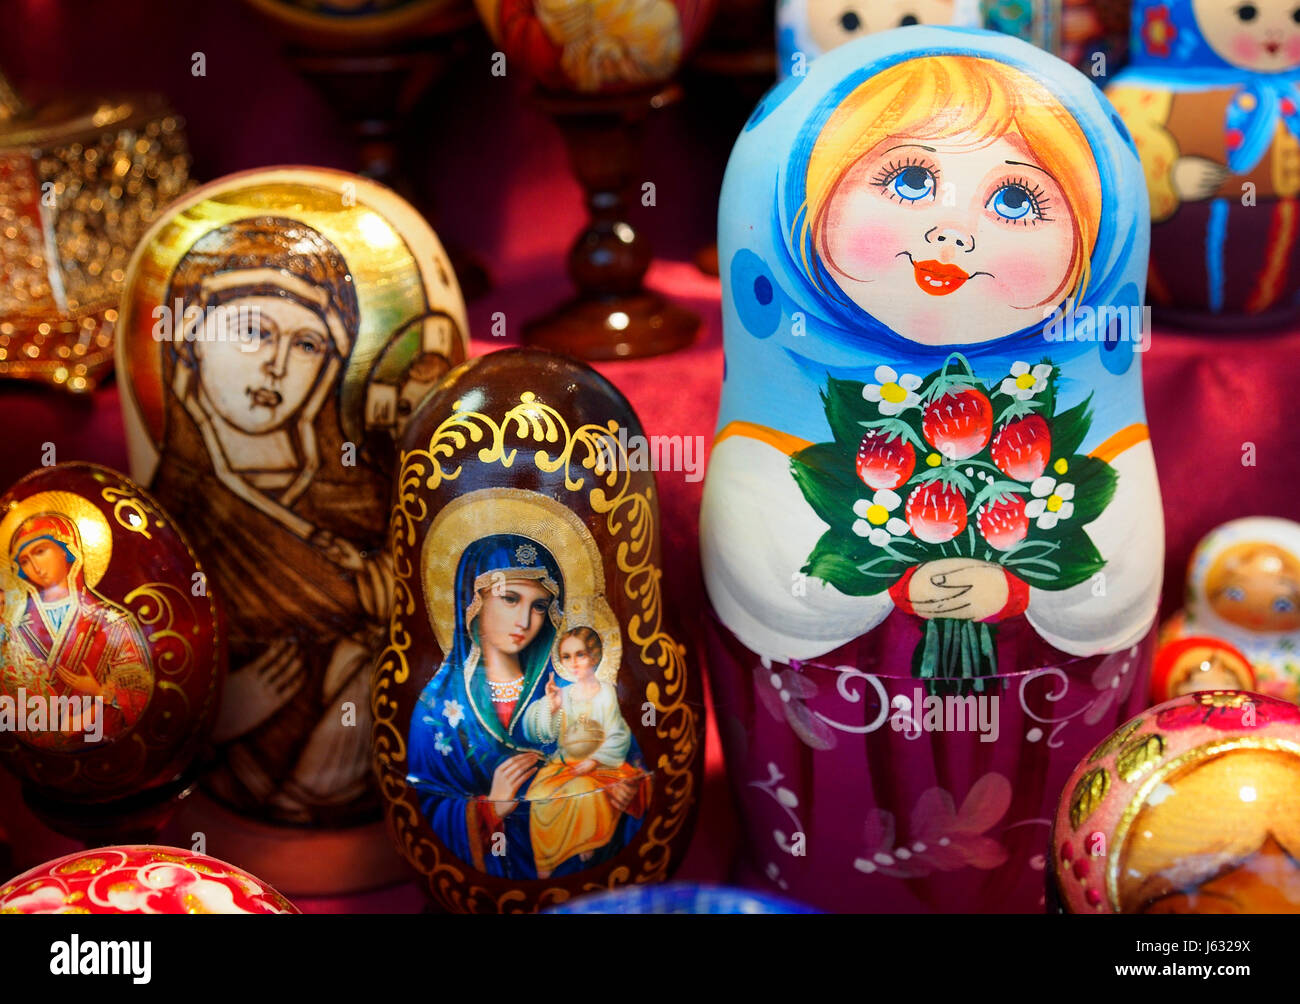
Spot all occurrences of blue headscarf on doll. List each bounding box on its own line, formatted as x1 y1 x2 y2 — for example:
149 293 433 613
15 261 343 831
1120 0 1300 174
407 532 642 880
719 26 1151 448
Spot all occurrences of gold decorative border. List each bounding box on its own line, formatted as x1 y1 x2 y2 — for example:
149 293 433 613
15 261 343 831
372 391 697 912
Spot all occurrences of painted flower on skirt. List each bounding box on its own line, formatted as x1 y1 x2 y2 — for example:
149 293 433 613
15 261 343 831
1026 476 1075 529
1155 690 1300 731
442 699 465 728
863 366 922 416
754 659 835 750
999 361 1052 401
852 489 910 546
434 731 453 756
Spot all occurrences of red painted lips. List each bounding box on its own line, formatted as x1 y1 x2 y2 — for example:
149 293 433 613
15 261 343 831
913 259 972 296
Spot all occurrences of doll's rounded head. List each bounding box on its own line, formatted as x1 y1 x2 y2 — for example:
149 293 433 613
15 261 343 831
798 54 1103 345
1151 635 1256 703
1191 0 1300 73
805 0 957 55
1206 540 1300 631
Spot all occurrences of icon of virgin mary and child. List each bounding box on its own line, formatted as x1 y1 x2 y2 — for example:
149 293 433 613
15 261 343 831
407 533 650 880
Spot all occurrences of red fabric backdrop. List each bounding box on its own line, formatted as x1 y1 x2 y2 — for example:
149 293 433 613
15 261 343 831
1 0 1298 910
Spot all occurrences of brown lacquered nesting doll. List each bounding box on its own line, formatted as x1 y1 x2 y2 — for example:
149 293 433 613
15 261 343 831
1054 691 1300 913
116 167 468 890
0 463 222 807
373 348 703 911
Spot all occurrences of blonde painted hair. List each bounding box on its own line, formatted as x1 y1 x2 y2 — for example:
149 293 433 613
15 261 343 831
800 55 1103 309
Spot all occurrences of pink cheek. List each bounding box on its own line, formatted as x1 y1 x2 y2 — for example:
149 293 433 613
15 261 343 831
1230 33 1263 62
986 253 1054 305
825 215 914 279
1285 37 1300 62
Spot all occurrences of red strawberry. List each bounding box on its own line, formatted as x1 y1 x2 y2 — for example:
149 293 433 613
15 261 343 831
906 481 968 544
922 389 993 460
977 494 1029 551
991 414 1052 482
856 432 916 490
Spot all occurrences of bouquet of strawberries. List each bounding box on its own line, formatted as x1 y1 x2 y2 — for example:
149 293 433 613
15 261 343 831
791 352 1117 680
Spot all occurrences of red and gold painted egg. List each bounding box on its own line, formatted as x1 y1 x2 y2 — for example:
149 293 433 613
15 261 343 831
0 463 223 802
0 845 296 914
1053 690 1300 913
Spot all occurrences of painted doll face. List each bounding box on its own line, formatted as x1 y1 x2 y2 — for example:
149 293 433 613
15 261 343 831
559 634 599 680
821 132 1077 344
1206 542 1300 631
478 579 552 656
16 539 72 594
806 0 955 53
1192 0 1300 72
1170 644 1253 696
194 296 332 436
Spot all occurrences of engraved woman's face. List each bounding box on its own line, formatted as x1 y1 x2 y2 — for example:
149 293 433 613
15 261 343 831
806 0 955 53
821 131 1078 344
193 296 332 435
478 579 552 656
1193 0 1300 72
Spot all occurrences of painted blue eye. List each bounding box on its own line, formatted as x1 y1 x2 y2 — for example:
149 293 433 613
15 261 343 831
891 166 934 202
989 184 1037 221
1225 586 1246 602
1275 597 1295 613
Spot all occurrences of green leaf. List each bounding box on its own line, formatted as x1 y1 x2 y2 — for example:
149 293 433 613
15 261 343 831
801 530 910 596
1031 529 1105 590
1058 454 1117 529
790 443 860 529
1050 393 1094 460
822 378 873 448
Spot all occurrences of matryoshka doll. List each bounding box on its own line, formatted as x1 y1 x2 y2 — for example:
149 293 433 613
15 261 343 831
701 27 1163 912
115 167 468 892
1053 691 1300 913
1161 517 1300 702
1107 0 1300 327
372 348 703 912
1149 635 1255 703
982 1 1131 78
776 0 981 78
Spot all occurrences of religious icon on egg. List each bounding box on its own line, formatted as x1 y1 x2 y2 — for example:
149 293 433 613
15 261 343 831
0 497 153 751
406 493 651 881
117 168 469 826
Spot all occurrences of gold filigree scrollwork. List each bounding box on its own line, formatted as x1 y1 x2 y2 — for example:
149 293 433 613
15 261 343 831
1069 766 1111 830
373 391 698 913
1116 734 1166 784
123 582 194 681
101 485 153 540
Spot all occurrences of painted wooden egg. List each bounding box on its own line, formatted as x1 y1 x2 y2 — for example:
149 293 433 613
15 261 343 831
372 347 703 912
116 167 468 828
776 0 981 78
0 463 222 802
474 0 718 93
1107 0 1300 327
1160 517 1300 703
1053 691 1300 912
0 845 297 913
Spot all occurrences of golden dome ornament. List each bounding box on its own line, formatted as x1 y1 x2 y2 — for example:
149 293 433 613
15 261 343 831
0 70 192 392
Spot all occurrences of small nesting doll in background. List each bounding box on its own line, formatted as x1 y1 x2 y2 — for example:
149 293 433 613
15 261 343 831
372 348 702 912
1161 517 1300 703
1054 692 1300 913
982 1 1131 77
0 464 222 813
115 167 467 890
1107 0 1300 327
776 0 981 78
1149 634 1255 703
701 27 1163 912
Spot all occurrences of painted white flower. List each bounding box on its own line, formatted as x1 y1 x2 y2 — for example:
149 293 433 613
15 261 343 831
852 489 910 546
1025 476 1075 529
442 699 465 728
434 731 453 756
999 361 1052 401
863 365 923 416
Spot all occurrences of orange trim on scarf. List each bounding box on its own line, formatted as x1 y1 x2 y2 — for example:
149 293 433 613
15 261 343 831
1089 423 1149 463
714 420 811 457
1247 198 1298 315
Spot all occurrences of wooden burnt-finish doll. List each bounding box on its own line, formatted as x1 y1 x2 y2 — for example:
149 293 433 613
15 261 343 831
1161 517 1300 703
0 463 222 805
1108 0 1300 326
700 27 1163 912
373 348 702 912
1054 691 1300 913
116 169 467 853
